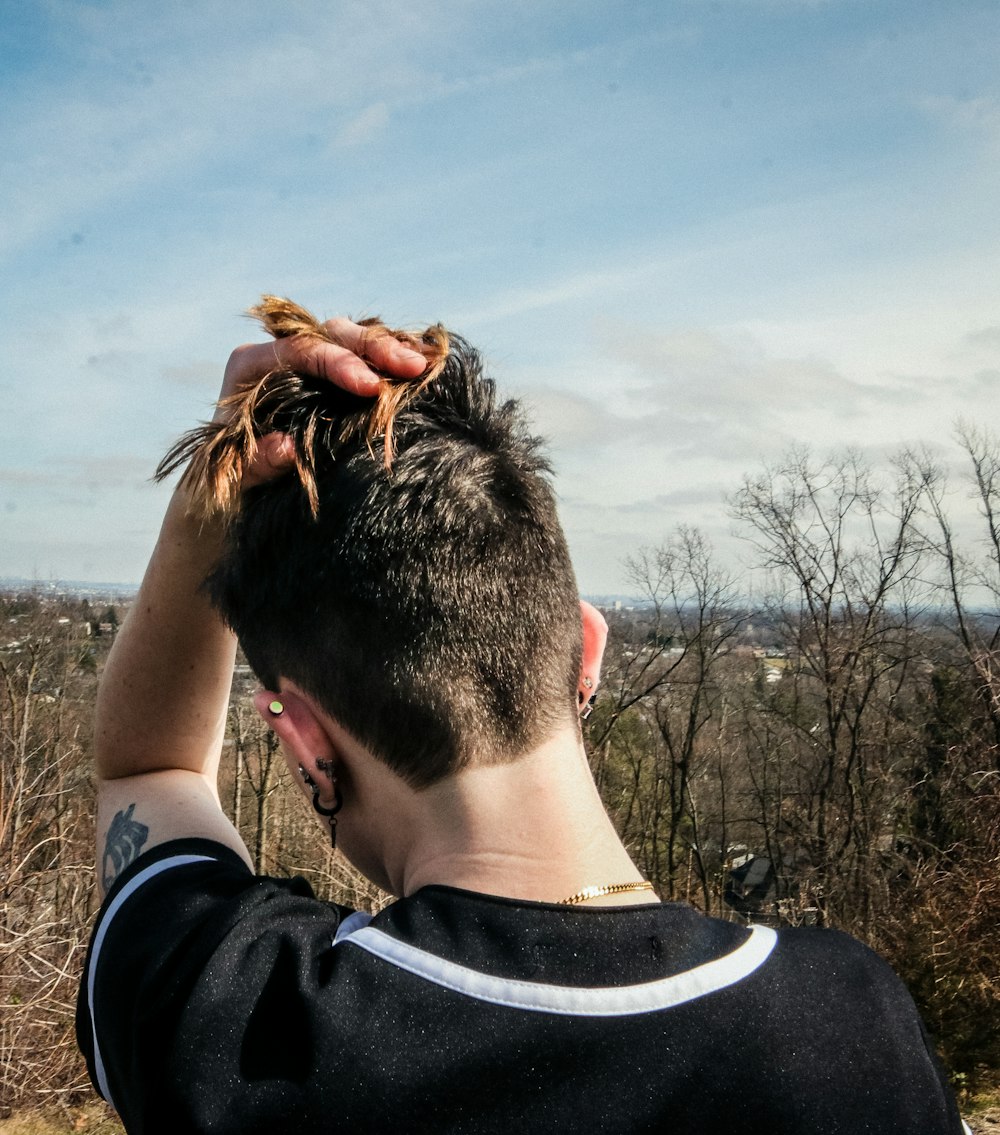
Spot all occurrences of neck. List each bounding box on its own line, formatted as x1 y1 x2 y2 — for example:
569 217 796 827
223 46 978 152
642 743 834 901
343 725 651 906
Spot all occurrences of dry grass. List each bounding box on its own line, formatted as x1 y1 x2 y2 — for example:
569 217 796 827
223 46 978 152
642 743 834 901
967 1107 1000 1135
4 1101 991 1134
0 1104 123 1134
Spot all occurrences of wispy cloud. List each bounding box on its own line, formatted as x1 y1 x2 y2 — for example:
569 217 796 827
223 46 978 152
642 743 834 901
962 325 1000 350
3 1 1000 591
161 362 223 389
453 262 671 327
917 94 1000 145
335 102 391 147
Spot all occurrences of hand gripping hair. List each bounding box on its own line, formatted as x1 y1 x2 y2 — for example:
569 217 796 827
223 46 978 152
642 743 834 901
155 296 450 517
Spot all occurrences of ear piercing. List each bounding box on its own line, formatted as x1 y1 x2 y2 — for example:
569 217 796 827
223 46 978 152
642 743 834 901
268 700 284 716
578 678 597 720
298 761 343 850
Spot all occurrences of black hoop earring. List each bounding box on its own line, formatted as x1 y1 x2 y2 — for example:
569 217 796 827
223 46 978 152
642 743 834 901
311 780 343 849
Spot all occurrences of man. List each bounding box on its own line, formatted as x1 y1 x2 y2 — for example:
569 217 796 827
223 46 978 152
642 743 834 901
78 300 965 1133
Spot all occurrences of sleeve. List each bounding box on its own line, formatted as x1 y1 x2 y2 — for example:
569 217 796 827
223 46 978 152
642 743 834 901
76 838 351 1133
772 927 968 1135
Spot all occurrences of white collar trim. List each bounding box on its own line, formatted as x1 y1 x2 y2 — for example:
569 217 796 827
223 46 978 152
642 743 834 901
337 916 777 1017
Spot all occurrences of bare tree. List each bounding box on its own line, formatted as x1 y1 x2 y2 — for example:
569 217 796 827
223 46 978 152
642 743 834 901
0 599 97 1118
591 527 743 902
229 703 284 876
729 448 933 929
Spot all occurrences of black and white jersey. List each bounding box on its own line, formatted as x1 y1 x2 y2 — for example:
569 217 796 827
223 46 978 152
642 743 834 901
77 839 964 1134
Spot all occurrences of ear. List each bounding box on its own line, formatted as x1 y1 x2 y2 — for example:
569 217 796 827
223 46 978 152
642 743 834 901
253 685 338 788
579 600 609 708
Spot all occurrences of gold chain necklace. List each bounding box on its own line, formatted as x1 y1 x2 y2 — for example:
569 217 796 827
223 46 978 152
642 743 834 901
559 881 655 905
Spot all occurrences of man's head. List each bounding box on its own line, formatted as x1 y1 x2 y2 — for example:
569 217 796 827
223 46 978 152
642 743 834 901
177 302 584 788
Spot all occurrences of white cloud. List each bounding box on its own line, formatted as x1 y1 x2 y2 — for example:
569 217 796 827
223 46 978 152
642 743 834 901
335 102 390 147
162 361 224 389
4 0 1000 591
917 94 1000 146
964 325 1000 350
0 4 435 259
452 255 685 328
521 389 610 448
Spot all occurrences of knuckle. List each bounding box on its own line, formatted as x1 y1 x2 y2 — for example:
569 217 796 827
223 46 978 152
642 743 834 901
227 343 254 366
322 316 354 344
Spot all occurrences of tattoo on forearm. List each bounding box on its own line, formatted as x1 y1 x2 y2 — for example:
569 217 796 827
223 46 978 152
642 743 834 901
102 803 150 893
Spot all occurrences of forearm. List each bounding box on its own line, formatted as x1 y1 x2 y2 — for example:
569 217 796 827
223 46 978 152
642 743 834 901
94 485 235 782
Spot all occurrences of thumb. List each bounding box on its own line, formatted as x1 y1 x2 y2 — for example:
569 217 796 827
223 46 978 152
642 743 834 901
242 432 296 490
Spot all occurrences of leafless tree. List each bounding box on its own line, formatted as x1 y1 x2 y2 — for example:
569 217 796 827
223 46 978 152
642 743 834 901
728 447 933 929
590 527 743 902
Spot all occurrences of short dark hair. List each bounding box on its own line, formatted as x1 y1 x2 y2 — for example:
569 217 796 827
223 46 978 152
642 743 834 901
179 311 582 788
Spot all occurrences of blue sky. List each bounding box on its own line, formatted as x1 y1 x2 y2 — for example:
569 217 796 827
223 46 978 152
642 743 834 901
2 0 999 592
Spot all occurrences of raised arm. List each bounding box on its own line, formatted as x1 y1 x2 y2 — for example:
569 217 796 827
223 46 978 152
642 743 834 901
94 319 427 895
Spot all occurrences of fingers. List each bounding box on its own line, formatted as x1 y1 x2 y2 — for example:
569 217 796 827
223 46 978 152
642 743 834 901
221 341 279 393
221 317 428 404
240 432 296 490
323 317 428 380
209 310 433 498
220 337 379 401
283 334 383 398
273 320 427 398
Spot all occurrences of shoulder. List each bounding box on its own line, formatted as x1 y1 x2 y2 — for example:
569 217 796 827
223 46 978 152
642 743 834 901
78 837 358 1119
710 923 964 1131
769 924 913 999
87 836 353 973
735 922 923 1024
754 927 952 1081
